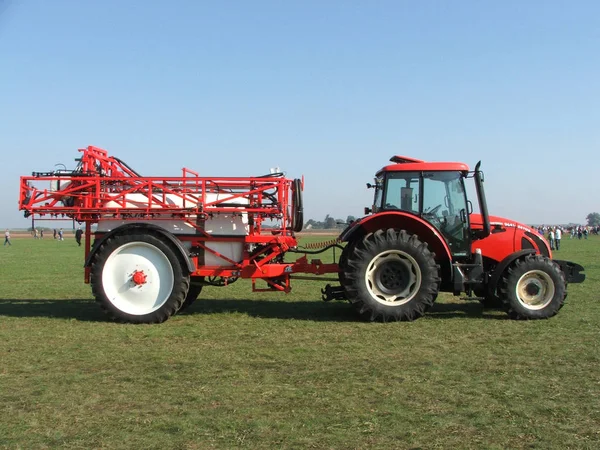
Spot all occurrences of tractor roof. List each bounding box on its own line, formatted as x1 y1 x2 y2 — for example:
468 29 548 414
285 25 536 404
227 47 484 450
377 155 470 175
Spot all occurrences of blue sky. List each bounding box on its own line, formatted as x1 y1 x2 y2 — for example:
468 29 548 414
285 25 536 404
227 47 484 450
1 0 598 228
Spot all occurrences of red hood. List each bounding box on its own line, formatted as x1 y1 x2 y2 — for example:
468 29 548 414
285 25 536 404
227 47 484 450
470 213 552 261
470 213 537 234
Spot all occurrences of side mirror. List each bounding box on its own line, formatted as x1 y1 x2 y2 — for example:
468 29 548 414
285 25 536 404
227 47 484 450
364 207 372 215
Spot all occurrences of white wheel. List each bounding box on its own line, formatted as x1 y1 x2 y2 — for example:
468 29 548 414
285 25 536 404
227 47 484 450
515 269 555 310
102 242 175 315
364 249 423 306
91 231 189 323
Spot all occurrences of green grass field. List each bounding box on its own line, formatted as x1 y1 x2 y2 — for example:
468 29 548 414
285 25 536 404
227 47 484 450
1 235 599 449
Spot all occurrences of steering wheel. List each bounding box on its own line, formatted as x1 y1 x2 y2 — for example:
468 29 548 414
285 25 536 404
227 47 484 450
422 205 443 230
423 205 442 222
423 204 442 217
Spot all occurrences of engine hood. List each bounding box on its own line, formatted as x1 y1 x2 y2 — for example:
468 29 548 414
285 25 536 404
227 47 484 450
470 213 536 234
470 213 551 261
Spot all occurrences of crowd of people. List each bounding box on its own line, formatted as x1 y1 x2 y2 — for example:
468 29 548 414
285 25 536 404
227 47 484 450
534 225 599 251
30 228 64 240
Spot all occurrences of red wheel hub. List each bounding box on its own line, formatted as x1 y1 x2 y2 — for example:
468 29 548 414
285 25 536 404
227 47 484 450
131 270 147 285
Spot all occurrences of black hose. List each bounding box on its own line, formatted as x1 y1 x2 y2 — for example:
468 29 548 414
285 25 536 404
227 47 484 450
256 172 285 178
287 244 344 255
292 178 303 232
114 157 142 177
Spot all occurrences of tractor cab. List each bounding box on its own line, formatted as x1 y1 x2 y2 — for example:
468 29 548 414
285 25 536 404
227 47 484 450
370 156 485 258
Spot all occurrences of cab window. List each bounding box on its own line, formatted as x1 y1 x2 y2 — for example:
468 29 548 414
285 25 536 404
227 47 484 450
383 172 419 213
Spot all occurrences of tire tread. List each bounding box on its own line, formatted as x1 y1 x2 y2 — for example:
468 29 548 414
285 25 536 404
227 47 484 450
344 229 440 322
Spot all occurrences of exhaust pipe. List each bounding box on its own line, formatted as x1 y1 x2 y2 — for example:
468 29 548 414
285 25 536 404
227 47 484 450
474 161 491 239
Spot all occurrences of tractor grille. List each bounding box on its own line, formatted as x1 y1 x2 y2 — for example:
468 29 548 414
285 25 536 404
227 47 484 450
525 231 550 257
521 237 535 250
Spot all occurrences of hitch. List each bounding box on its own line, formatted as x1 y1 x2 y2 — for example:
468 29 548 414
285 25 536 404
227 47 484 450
554 259 586 284
321 284 347 302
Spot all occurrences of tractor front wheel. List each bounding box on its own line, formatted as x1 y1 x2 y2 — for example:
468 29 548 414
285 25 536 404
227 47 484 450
343 229 440 322
499 254 566 319
90 231 190 323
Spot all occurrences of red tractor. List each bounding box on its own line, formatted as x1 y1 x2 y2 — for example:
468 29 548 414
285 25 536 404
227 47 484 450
19 148 584 323
331 155 585 321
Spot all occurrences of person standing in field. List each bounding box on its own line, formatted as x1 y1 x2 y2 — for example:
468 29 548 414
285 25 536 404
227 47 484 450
554 227 562 251
547 227 555 250
75 227 83 246
40 229 44 239
4 229 11 246
53 228 57 239
58 228 64 241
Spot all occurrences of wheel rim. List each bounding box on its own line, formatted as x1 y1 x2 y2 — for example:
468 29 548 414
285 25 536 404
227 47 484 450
102 242 174 315
365 250 422 305
515 269 555 310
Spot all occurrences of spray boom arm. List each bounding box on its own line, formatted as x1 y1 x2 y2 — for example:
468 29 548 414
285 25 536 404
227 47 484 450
19 146 299 235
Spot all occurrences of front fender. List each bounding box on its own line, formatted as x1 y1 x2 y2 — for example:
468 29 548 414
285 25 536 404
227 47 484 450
487 249 536 296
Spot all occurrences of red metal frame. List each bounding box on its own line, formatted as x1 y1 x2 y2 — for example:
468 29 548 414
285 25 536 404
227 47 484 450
19 146 339 290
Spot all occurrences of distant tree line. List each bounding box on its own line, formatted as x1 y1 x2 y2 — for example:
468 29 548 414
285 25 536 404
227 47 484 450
587 212 600 227
304 214 356 230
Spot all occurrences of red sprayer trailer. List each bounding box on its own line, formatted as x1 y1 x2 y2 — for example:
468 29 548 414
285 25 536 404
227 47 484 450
19 147 584 323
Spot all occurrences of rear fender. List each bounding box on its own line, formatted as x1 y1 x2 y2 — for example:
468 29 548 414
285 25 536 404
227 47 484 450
84 223 195 273
338 212 453 276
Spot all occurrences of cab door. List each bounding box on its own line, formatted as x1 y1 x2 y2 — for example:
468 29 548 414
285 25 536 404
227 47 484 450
422 172 470 257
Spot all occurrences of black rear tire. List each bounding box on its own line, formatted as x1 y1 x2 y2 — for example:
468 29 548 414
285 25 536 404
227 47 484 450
499 254 566 320
343 229 440 322
338 240 357 292
90 231 189 323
